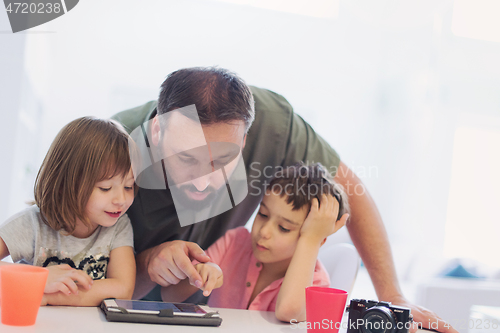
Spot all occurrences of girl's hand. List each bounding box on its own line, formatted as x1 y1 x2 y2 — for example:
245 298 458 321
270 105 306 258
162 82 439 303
45 264 93 295
194 262 223 297
300 194 349 244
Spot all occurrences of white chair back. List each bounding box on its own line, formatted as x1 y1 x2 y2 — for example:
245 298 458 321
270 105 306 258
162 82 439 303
317 242 361 296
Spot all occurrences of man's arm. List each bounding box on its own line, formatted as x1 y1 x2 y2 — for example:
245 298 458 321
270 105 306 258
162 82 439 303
334 161 458 333
133 240 210 300
133 247 161 299
161 262 223 302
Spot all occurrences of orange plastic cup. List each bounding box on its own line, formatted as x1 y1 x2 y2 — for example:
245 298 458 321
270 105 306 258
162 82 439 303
305 287 348 333
0 265 48 326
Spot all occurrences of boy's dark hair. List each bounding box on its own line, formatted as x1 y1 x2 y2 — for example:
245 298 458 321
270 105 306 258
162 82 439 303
268 162 350 221
157 66 255 132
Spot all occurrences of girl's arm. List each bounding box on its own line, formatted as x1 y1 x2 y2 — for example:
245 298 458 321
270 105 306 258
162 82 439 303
42 246 136 306
0 236 12 266
1 236 93 294
275 195 348 322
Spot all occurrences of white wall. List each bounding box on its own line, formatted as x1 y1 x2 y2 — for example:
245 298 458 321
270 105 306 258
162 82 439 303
1 0 500 283
0 10 26 224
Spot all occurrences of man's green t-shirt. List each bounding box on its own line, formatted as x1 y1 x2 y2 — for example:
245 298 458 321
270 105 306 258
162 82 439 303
112 86 340 299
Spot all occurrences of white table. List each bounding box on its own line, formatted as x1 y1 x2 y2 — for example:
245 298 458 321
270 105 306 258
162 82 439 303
0 306 317 333
469 305 500 333
416 278 500 330
1 305 433 332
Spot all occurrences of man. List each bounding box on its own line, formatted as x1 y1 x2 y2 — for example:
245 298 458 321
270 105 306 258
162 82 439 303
113 67 456 333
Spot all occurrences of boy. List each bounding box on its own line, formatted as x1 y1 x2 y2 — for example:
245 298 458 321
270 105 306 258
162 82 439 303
162 163 350 322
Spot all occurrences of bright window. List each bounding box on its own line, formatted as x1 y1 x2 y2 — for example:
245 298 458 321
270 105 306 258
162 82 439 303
444 115 500 268
213 0 339 18
452 0 500 43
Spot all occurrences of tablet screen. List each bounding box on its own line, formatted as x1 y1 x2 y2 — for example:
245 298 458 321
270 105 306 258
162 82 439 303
113 300 207 315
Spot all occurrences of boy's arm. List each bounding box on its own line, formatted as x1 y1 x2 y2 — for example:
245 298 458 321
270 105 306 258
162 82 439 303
158 228 230 302
275 237 321 322
160 262 223 302
275 195 347 322
160 276 199 302
42 246 136 307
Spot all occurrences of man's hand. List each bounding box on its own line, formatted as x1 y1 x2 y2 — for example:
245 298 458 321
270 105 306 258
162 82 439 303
194 262 223 297
45 264 93 295
146 240 211 288
300 194 349 244
390 296 458 333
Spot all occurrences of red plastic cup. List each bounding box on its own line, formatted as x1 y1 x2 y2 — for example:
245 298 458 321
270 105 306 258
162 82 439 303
305 287 348 333
0 265 49 326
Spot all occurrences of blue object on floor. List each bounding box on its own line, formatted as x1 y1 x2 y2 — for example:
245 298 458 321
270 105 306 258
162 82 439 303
441 264 481 278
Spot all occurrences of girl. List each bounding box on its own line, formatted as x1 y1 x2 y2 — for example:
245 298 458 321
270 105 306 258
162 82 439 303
0 117 136 306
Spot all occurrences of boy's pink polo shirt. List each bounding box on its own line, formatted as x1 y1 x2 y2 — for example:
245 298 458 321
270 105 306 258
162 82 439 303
204 227 330 311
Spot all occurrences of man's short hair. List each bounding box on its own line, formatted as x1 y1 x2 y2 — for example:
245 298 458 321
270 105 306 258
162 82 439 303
157 67 255 132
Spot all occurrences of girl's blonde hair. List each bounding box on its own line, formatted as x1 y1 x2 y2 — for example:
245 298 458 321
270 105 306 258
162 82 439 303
34 117 133 234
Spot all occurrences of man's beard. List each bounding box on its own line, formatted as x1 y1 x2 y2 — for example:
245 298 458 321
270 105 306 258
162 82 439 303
170 182 223 211
157 138 235 213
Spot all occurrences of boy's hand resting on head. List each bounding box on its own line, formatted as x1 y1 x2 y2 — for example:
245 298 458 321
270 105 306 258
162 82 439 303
45 264 93 295
193 262 223 297
300 194 349 244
